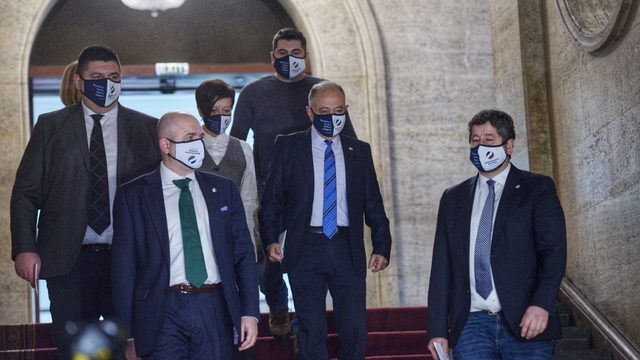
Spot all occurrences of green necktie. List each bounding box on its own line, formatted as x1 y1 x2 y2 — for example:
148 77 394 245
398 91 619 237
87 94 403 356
173 178 207 288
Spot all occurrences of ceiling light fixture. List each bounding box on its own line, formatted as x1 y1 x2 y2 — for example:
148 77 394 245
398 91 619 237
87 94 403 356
121 0 186 17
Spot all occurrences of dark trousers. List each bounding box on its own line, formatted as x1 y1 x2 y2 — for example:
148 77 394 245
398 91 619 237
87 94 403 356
46 245 113 357
257 180 289 312
288 230 367 360
145 290 233 360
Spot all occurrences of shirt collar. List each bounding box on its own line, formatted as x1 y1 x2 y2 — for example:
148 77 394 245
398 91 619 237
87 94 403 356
81 101 118 120
160 162 196 186
205 131 228 147
311 126 341 148
478 163 511 188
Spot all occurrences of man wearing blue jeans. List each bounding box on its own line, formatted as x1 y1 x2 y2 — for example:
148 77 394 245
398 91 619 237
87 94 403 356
427 110 567 360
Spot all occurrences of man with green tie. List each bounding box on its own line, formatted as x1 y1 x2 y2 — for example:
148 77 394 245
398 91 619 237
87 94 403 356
111 112 259 359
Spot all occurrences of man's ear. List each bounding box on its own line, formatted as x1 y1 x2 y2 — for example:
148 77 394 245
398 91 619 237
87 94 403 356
306 106 314 122
73 74 83 92
159 138 171 155
506 139 515 156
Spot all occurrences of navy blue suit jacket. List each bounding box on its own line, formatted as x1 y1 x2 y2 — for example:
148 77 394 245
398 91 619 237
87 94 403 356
427 165 566 347
111 168 259 356
260 129 392 277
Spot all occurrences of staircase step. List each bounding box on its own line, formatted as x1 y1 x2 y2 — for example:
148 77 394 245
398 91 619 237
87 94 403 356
332 356 433 360
555 337 590 350
0 348 57 360
557 302 571 327
257 307 427 337
554 349 612 360
257 330 428 358
561 326 590 339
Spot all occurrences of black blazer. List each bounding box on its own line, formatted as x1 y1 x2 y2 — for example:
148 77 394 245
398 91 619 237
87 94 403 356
427 165 567 347
10 102 160 277
111 169 259 356
260 129 392 277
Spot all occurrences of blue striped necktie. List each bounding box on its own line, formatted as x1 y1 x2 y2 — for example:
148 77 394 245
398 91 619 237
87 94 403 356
474 179 495 299
323 140 337 239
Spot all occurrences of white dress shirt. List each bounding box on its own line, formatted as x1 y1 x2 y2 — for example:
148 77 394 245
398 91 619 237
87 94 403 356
82 102 118 245
160 163 221 286
310 128 349 227
204 132 260 257
469 163 511 312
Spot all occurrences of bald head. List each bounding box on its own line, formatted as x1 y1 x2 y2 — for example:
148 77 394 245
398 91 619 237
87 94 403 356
157 111 198 140
157 111 204 166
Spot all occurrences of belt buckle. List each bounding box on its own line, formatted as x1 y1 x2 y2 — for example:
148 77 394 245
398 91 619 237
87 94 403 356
487 310 500 316
178 284 193 295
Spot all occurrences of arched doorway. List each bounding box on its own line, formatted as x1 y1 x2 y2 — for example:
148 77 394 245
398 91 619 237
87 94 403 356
0 0 393 324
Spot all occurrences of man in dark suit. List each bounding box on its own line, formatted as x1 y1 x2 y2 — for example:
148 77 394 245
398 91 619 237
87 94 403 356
11 45 160 355
231 28 358 339
261 80 392 359
427 110 567 360
111 112 259 359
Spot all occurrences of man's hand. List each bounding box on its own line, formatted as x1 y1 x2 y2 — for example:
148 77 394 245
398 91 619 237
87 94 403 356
368 254 389 272
125 339 139 360
238 317 258 351
14 252 41 288
520 305 549 339
266 244 283 263
427 337 449 359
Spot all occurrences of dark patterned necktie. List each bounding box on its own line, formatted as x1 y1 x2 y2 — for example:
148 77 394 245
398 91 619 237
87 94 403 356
173 178 207 288
323 140 337 239
88 114 110 235
474 179 495 299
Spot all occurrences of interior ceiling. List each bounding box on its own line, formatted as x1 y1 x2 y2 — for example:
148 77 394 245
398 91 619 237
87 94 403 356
30 0 294 66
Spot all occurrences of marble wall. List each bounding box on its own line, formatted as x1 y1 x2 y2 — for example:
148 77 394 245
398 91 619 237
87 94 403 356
491 0 640 348
0 0 51 324
543 0 640 347
368 0 496 305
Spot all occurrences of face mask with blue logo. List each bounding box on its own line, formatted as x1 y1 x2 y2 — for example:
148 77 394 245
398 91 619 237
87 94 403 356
274 55 306 79
203 115 231 135
312 112 346 138
80 77 121 108
469 141 508 172
167 138 205 169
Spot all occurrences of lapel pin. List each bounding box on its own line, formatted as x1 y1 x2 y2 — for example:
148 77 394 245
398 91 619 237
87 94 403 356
348 147 354 151
212 187 217 193
515 184 520 189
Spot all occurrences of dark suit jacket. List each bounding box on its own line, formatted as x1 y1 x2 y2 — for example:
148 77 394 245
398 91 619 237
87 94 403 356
427 165 567 347
10 102 160 277
260 129 392 277
111 168 259 356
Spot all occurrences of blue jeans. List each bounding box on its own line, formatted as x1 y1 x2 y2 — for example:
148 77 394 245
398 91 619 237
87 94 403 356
454 311 553 360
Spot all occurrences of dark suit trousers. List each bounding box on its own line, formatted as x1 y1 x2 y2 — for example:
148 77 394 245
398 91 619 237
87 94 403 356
46 246 113 356
145 289 233 360
288 230 367 360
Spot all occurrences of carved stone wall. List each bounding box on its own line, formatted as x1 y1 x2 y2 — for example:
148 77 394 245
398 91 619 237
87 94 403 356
544 0 640 347
492 0 640 347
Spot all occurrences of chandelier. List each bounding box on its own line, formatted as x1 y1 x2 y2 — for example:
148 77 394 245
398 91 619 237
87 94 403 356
121 0 186 17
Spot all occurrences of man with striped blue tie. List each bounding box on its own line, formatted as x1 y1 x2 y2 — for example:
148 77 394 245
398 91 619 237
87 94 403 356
260 80 392 359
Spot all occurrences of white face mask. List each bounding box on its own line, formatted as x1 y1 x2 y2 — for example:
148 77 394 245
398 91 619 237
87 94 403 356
469 142 508 172
168 138 205 169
